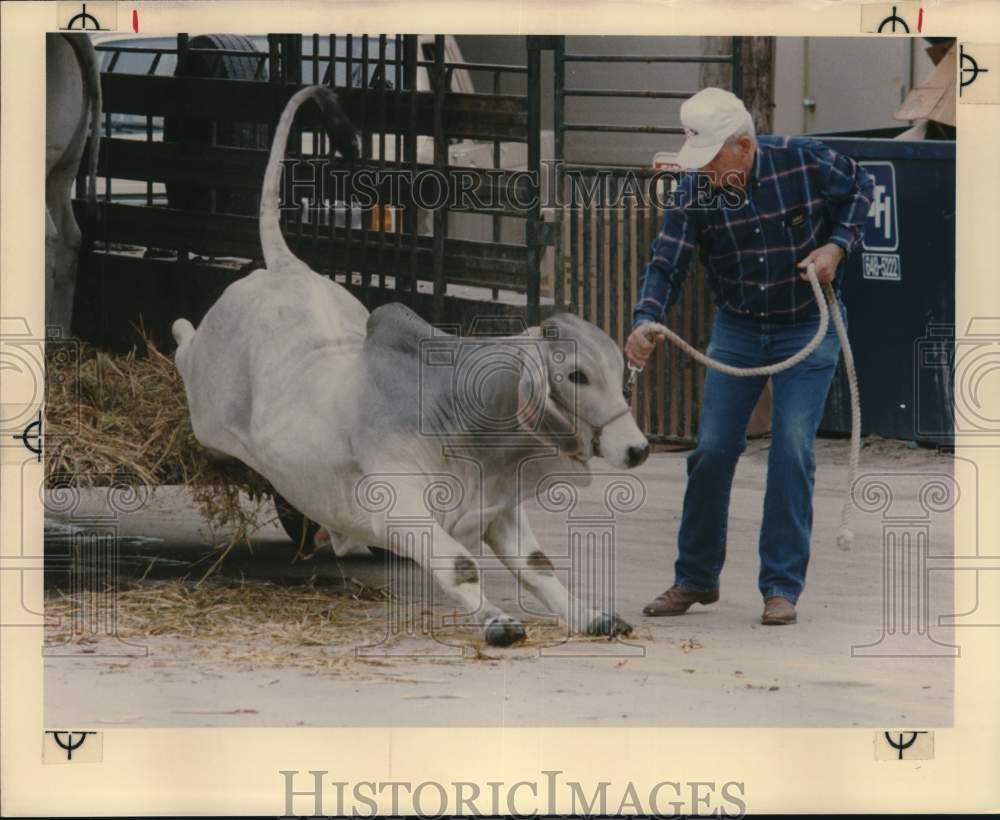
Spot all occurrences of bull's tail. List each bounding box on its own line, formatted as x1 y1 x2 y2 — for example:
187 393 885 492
61 33 102 210
260 86 359 272
172 318 195 348
171 318 196 373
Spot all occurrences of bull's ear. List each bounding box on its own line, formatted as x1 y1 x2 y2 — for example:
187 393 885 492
516 342 577 446
515 343 548 431
540 390 577 445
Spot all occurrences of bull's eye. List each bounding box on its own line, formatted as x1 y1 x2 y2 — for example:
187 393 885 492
568 370 589 386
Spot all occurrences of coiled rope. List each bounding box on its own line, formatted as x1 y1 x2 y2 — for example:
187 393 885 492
630 262 860 550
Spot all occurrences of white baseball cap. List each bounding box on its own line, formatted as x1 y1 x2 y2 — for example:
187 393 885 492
676 87 753 170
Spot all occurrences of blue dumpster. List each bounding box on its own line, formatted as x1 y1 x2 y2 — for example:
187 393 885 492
809 131 955 444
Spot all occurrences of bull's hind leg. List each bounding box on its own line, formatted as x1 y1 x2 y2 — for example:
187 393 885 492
365 476 526 647
484 506 632 638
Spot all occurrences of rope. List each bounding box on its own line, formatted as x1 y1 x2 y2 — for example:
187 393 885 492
633 263 860 550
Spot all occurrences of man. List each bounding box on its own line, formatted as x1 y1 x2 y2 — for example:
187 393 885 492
625 87 874 625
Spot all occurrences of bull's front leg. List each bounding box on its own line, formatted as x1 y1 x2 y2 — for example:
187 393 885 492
484 506 632 638
366 477 526 647
45 183 82 338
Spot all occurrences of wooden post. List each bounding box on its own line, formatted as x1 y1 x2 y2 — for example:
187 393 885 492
699 36 733 89
737 36 776 133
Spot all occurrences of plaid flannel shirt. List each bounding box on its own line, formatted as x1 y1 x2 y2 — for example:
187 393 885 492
632 135 876 328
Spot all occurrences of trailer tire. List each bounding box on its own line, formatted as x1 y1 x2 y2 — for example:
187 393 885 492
163 34 268 218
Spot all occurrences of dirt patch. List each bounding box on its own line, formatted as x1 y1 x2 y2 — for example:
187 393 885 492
45 579 654 678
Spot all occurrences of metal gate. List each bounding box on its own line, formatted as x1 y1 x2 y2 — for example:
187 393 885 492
548 36 747 444
75 33 549 352
74 33 754 444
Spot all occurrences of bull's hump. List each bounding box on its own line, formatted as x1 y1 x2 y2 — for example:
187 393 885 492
365 303 440 353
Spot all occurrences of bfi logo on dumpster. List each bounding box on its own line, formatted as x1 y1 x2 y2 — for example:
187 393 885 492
861 161 901 281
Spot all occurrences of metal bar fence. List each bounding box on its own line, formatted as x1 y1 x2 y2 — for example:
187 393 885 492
80 33 547 353
551 36 744 443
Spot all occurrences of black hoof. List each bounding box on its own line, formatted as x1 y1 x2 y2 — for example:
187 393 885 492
587 612 633 638
484 615 527 647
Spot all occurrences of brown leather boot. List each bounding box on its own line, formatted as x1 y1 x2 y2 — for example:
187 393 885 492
762 596 797 625
642 584 720 617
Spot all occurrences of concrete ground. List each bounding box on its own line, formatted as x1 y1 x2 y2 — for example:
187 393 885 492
44 437 955 728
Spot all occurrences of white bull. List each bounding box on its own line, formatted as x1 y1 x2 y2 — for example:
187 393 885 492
46 33 101 338
172 86 650 646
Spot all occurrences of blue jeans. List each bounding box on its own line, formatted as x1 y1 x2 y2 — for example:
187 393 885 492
674 300 846 603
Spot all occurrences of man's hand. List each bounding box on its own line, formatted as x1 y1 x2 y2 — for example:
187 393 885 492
797 242 845 285
625 324 666 368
